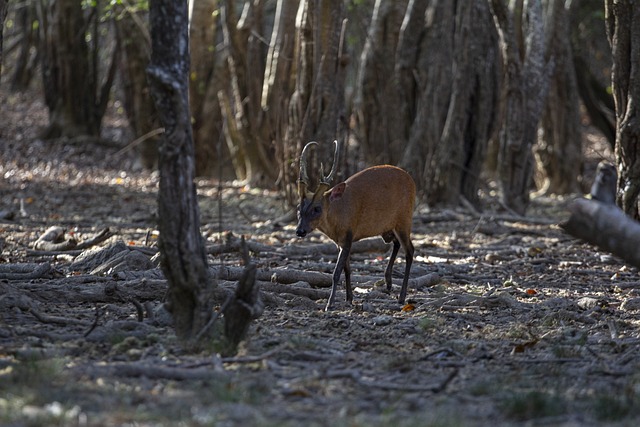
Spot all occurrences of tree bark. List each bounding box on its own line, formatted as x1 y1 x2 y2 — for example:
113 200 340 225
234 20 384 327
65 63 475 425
37 0 116 139
114 6 159 169
189 0 224 176
219 0 275 185
309 0 347 149
354 0 408 165
562 198 640 270
489 0 552 215
426 0 500 206
9 0 39 91
282 0 348 196
261 0 298 119
534 0 581 195
147 0 215 346
262 0 298 200
0 0 7 80
605 0 640 219
394 0 499 207
570 0 615 148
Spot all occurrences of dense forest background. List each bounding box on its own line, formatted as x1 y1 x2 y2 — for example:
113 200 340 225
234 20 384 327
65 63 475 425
0 0 627 214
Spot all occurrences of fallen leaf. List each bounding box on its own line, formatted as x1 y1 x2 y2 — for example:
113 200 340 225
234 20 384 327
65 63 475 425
401 303 415 312
511 339 538 355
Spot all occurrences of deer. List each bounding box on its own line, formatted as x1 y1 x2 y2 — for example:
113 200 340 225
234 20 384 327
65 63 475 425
295 140 416 311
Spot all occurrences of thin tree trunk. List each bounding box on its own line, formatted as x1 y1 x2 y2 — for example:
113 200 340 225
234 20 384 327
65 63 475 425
355 0 408 165
37 0 116 139
489 0 552 215
114 7 159 169
10 1 39 91
284 0 347 189
0 0 7 80
605 0 640 219
534 0 581 195
219 0 276 185
189 0 223 176
262 0 298 200
261 0 297 118
310 0 347 161
147 0 214 346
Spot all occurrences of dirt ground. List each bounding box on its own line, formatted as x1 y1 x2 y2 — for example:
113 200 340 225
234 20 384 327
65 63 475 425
2 90 640 427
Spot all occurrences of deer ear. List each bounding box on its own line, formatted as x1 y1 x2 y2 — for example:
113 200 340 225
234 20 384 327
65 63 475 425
327 182 346 202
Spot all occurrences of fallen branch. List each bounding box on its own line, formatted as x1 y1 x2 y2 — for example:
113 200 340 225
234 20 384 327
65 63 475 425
0 263 53 280
410 272 441 289
78 361 227 381
281 238 391 257
33 226 76 251
15 277 167 304
29 307 91 327
207 233 273 256
561 198 640 269
212 265 333 287
27 229 121 258
213 265 439 292
207 232 391 257
75 228 114 250
325 368 458 393
258 281 330 300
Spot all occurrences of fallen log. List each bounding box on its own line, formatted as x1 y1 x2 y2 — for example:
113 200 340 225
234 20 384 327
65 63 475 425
561 198 640 269
0 263 53 280
207 232 391 257
211 265 440 290
211 265 333 287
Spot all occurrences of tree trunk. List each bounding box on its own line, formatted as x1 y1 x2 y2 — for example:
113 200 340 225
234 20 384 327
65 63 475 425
573 54 615 148
562 198 640 270
489 0 552 215
605 0 640 219
534 0 581 195
354 0 408 165
147 0 215 346
189 0 225 177
570 0 615 148
384 0 499 207
424 0 500 206
262 0 298 200
114 6 159 169
310 0 347 158
0 0 7 80
9 0 39 91
281 0 348 197
219 0 275 186
261 0 298 121
37 0 116 139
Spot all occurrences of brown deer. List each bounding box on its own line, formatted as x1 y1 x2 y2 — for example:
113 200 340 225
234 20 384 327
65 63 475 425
296 141 416 311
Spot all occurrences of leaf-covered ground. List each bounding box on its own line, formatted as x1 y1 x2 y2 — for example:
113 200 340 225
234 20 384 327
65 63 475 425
2 90 640 426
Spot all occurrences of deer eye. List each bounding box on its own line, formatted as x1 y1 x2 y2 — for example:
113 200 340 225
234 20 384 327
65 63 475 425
313 206 321 214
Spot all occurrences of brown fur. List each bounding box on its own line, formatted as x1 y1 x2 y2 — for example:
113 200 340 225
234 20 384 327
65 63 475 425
296 165 416 310
318 165 415 244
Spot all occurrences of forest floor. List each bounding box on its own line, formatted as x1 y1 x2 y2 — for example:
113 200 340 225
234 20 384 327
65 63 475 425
2 89 640 427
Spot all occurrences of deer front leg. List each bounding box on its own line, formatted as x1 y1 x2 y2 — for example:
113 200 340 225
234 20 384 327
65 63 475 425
326 233 352 311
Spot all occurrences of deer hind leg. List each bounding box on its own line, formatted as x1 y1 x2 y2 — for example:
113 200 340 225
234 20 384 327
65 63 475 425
384 233 401 292
395 230 414 304
344 255 352 303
